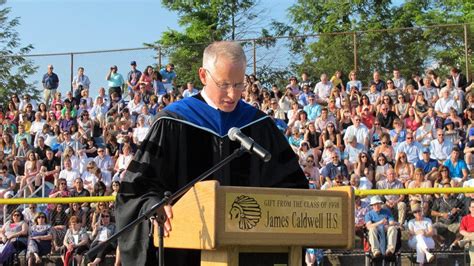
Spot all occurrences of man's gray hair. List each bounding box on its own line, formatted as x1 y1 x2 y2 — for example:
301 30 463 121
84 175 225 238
203 41 246 72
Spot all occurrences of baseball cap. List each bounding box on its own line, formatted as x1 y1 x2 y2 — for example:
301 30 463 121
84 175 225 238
130 61 137 65
423 147 430 153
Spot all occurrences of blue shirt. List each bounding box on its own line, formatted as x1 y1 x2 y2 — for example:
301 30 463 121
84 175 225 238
42 73 59 89
159 68 176 85
415 158 439 174
444 159 468 178
303 104 322 121
107 73 124 87
365 208 394 224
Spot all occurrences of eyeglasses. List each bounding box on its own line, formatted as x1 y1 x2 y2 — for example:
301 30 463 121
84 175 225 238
13 213 20 217
438 134 444 136
381 142 387 144
378 158 385 161
102 215 110 218
387 82 393 84
441 169 448 172
381 108 388 111
406 137 413 139
38 216 46 219
327 125 334 127
204 69 245 91
361 155 367 158
306 160 314 163
59 183 66 185
98 150 104 152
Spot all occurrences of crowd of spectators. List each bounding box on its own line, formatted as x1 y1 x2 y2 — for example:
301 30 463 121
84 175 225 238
0 61 185 265
281 68 474 265
0 59 473 265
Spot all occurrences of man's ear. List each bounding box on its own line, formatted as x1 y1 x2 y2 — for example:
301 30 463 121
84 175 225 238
198 68 207 86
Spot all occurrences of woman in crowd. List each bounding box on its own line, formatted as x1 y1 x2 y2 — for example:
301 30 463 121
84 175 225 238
339 106 353 134
395 93 410 119
373 133 395 163
61 216 89 266
6 100 19 124
404 106 422 132
0 133 16 169
78 110 93 140
68 202 87 227
375 154 391 180
382 79 398 103
37 103 48 120
17 150 42 196
354 152 375 184
26 212 52 265
288 127 304 153
320 121 341 150
87 209 116 266
346 70 362 93
413 91 429 118
287 101 301 128
408 205 435 265
356 95 375 116
0 210 28 264
394 151 414 187
49 203 68 252
407 168 432 214
302 155 320 189
113 143 133 181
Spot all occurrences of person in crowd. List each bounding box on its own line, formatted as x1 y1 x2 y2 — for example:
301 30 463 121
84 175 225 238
42 65 59 107
106 65 125 99
0 210 28 264
377 104 399 130
72 67 91 99
407 205 435 264
431 182 463 249
26 212 53 266
344 115 369 147
87 209 116 266
396 131 423 165
373 133 395 163
415 148 439 182
303 93 321 121
459 200 474 262
376 168 407 225
371 71 386 93
443 147 468 186
314 73 332 105
61 216 89 266
430 129 453 163
365 196 398 257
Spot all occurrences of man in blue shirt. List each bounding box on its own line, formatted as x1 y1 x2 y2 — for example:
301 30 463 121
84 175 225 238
160 63 177 93
444 147 469 185
106 65 125 99
42 64 59 107
415 148 439 181
303 93 321 121
365 196 398 257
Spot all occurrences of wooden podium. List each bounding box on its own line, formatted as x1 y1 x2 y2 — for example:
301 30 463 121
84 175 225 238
154 181 354 266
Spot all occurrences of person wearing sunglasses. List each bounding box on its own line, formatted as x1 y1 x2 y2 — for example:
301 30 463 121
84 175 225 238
27 212 53 265
87 210 116 266
0 211 28 263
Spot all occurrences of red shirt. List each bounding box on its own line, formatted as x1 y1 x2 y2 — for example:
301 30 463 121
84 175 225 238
361 115 375 129
405 117 421 132
460 214 474 232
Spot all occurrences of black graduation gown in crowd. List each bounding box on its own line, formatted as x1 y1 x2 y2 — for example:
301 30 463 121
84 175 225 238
116 93 308 266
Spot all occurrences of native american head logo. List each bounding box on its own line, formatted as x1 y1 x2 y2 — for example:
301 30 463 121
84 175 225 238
229 195 261 230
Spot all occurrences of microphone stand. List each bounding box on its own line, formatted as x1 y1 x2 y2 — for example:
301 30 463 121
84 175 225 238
86 146 247 266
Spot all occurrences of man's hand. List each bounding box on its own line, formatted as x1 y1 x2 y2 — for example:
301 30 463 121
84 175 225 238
154 205 173 237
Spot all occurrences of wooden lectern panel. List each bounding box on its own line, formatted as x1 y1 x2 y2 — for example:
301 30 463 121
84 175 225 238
155 181 218 250
155 180 354 250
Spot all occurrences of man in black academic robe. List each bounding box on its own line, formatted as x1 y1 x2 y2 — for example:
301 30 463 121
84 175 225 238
116 41 307 266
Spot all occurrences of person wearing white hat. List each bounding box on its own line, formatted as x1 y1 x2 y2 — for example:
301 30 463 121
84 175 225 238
364 196 398 258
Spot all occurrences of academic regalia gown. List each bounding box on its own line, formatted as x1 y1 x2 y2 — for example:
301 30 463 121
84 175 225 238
116 94 308 266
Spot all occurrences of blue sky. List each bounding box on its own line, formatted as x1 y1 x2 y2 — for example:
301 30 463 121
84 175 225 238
6 0 292 97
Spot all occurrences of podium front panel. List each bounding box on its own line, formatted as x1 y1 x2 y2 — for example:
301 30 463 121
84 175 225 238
217 186 354 249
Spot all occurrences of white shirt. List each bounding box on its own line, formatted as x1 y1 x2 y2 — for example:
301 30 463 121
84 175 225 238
344 124 369 145
59 169 80 187
314 81 332 100
429 139 453 161
396 141 424 164
133 126 150 143
434 97 457 114
30 120 46 137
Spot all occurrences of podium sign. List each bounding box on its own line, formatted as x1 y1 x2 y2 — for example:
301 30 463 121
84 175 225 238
154 181 354 265
225 193 342 234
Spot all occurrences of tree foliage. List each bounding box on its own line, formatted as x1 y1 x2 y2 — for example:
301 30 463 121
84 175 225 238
270 0 473 84
0 6 38 104
146 0 262 87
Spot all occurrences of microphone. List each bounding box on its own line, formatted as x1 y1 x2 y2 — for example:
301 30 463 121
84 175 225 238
228 127 272 162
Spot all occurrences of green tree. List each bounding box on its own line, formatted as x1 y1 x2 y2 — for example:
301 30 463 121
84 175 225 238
0 6 38 104
146 0 261 87
272 0 473 85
